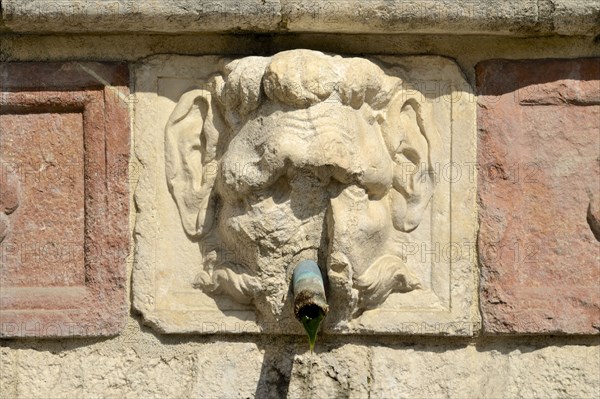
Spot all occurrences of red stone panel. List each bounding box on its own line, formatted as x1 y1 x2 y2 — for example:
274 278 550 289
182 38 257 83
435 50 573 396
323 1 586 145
0 62 130 337
477 58 600 334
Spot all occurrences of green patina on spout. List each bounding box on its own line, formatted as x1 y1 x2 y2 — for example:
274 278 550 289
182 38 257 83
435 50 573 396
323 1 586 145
292 260 329 352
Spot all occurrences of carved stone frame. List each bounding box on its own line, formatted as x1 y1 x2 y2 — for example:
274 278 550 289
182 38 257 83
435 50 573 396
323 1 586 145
133 54 479 335
0 62 130 337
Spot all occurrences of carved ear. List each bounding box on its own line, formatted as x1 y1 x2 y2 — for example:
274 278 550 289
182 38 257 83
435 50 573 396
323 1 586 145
382 94 440 232
165 89 221 238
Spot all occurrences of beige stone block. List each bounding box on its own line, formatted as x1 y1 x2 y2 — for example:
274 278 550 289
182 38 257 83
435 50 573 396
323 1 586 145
286 344 371 399
191 343 263 398
80 348 196 398
16 349 83 398
370 343 600 398
503 344 600 398
0 346 17 398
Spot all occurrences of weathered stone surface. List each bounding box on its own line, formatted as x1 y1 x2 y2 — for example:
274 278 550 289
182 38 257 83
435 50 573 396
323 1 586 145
477 58 600 334
0 346 17 398
190 343 264 398
370 342 600 398
0 30 599 399
1 113 85 287
286 344 372 398
2 0 598 36
2 332 599 399
133 52 478 335
0 62 130 337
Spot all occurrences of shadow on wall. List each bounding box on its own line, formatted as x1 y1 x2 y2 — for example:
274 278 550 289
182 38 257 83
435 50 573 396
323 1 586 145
254 339 296 398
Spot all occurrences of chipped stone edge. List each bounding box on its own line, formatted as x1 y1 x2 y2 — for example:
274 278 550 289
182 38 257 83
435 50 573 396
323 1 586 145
1 0 598 36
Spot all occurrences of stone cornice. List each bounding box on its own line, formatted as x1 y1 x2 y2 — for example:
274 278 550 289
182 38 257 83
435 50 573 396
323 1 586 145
1 0 598 36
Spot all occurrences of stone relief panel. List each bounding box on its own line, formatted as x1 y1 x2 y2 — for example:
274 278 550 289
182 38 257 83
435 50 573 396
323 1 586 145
0 62 130 338
133 51 478 335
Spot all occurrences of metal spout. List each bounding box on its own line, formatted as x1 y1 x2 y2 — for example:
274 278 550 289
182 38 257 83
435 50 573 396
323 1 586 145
292 260 328 352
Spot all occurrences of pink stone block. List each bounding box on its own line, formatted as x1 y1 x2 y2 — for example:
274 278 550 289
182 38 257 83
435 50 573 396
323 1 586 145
477 58 600 334
0 62 130 337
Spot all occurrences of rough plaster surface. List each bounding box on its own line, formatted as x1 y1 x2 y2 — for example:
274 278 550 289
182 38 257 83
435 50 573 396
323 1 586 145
0 34 599 398
2 0 599 36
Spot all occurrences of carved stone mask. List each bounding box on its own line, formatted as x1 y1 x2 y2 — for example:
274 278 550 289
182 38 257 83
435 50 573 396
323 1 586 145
165 50 439 325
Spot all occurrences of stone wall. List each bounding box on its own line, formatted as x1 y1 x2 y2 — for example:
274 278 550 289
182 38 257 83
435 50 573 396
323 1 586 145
1 2 599 397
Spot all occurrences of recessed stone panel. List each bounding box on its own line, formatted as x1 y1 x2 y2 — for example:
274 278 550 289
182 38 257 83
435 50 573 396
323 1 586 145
477 58 600 334
133 53 478 335
0 62 130 337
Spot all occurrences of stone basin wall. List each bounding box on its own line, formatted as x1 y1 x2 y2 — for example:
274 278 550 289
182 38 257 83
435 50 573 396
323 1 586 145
1 2 599 398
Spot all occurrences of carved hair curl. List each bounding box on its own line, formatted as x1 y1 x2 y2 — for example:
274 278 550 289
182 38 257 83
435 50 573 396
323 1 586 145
212 50 401 127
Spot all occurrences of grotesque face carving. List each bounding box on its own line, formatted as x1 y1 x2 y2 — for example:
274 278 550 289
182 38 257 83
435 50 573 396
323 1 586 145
165 50 439 325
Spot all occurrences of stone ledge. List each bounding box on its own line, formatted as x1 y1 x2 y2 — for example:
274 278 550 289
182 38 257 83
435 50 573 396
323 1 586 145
1 0 598 36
